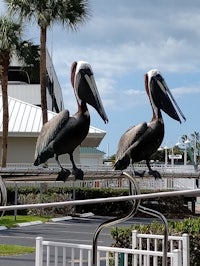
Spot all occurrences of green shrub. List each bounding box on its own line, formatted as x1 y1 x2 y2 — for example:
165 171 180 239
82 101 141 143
5 186 194 217
111 217 200 266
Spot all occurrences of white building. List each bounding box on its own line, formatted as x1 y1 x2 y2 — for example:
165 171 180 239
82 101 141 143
0 51 106 167
7 50 64 113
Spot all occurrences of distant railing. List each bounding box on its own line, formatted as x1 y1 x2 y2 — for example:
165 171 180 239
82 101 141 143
1 162 198 174
4 176 198 191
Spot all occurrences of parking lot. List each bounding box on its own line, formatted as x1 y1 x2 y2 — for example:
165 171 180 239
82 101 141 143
0 215 134 266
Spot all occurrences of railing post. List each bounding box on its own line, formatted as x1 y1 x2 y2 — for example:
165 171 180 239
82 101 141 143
132 230 138 249
35 237 43 266
132 230 138 265
182 233 190 266
172 249 182 266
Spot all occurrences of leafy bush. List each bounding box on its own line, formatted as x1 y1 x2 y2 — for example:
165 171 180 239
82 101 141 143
5 186 193 217
111 218 200 266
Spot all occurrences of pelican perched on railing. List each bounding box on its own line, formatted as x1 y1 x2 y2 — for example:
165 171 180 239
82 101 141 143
114 69 186 179
34 61 108 181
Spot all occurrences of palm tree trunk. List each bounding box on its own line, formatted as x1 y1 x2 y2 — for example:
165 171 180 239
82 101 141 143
0 56 9 167
40 26 48 124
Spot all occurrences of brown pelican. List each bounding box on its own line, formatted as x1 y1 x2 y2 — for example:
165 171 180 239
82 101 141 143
34 61 108 181
114 69 186 179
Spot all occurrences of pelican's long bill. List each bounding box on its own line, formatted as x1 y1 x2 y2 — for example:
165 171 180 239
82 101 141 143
73 61 108 123
148 69 186 123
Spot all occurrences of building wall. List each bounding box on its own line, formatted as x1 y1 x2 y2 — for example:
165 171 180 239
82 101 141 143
0 136 80 166
7 51 64 113
80 153 104 166
8 84 41 107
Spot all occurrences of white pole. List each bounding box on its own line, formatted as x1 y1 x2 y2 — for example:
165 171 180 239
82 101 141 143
182 233 190 266
171 147 174 167
194 136 197 165
164 147 168 167
172 249 182 266
35 237 43 266
184 145 187 166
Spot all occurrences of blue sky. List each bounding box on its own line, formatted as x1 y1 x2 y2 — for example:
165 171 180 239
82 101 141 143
1 0 200 157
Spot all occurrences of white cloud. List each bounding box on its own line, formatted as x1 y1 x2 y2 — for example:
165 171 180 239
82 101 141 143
172 86 200 96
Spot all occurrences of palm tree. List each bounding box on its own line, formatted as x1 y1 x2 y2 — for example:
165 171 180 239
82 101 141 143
0 16 39 167
5 0 90 125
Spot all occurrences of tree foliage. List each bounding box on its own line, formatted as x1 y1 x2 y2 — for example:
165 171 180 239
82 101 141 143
0 15 39 167
5 0 91 124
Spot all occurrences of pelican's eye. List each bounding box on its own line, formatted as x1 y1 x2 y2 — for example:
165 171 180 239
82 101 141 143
79 68 93 77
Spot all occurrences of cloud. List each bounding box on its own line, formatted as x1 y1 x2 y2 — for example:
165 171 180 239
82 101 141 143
172 86 200 96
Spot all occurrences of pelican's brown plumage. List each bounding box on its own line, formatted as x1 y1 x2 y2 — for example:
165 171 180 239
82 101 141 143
34 61 108 181
114 69 186 178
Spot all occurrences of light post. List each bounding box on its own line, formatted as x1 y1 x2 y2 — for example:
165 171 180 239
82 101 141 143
193 135 197 167
184 138 190 166
171 146 174 167
164 146 168 168
176 137 190 167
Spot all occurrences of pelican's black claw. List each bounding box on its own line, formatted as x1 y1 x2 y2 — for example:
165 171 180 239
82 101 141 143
72 168 84 180
148 170 161 180
134 170 146 178
56 169 71 182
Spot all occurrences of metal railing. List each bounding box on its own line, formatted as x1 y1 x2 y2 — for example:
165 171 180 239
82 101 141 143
132 231 189 266
35 236 182 266
1 162 199 174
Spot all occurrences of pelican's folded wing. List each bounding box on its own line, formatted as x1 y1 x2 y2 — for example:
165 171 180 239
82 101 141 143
34 110 70 161
115 122 148 162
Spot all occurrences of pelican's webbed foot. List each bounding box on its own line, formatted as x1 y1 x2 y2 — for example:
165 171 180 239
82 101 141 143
56 168 71 182
134 170 146 178
148 169 161 179
72 167 84 180
146 160 161 179
130 159 145 178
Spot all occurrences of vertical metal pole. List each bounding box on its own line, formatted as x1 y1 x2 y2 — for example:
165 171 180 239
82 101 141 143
0 176 7 218
138 205 169 266
14 182 18 221
92 172 140 266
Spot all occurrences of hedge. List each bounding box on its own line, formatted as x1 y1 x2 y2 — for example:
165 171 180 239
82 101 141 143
111 217 200 266
5 185 193 218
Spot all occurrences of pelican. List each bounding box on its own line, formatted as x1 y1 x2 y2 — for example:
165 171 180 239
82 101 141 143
114 69 186 179
34 61 108 181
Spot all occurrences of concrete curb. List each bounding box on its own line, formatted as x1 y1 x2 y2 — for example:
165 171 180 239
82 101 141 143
0 225 7 230
0 213 95 230
51 216 72 222
17 221 43 227
79 212 94 218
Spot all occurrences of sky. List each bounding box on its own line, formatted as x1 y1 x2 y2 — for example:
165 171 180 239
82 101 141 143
1 0 200 157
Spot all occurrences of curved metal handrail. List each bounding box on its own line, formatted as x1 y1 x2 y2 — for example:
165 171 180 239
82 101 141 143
92 172 141 266
92 171 169 266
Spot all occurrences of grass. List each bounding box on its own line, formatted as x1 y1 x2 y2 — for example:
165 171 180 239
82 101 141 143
0 215 51 228
0 244 35 256
0 215 51 256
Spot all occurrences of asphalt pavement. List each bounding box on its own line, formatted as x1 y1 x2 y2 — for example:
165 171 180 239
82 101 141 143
0 215 156 266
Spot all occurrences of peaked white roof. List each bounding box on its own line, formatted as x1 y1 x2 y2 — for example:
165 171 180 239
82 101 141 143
0 94 106 139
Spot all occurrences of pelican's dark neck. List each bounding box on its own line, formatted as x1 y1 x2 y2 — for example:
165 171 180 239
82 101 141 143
77 100 88 114
149 98 163 122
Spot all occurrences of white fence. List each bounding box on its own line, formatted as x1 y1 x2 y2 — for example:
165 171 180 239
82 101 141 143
132 231 189 266
2 162 198 174
4 176 198 192
35 236 183 266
